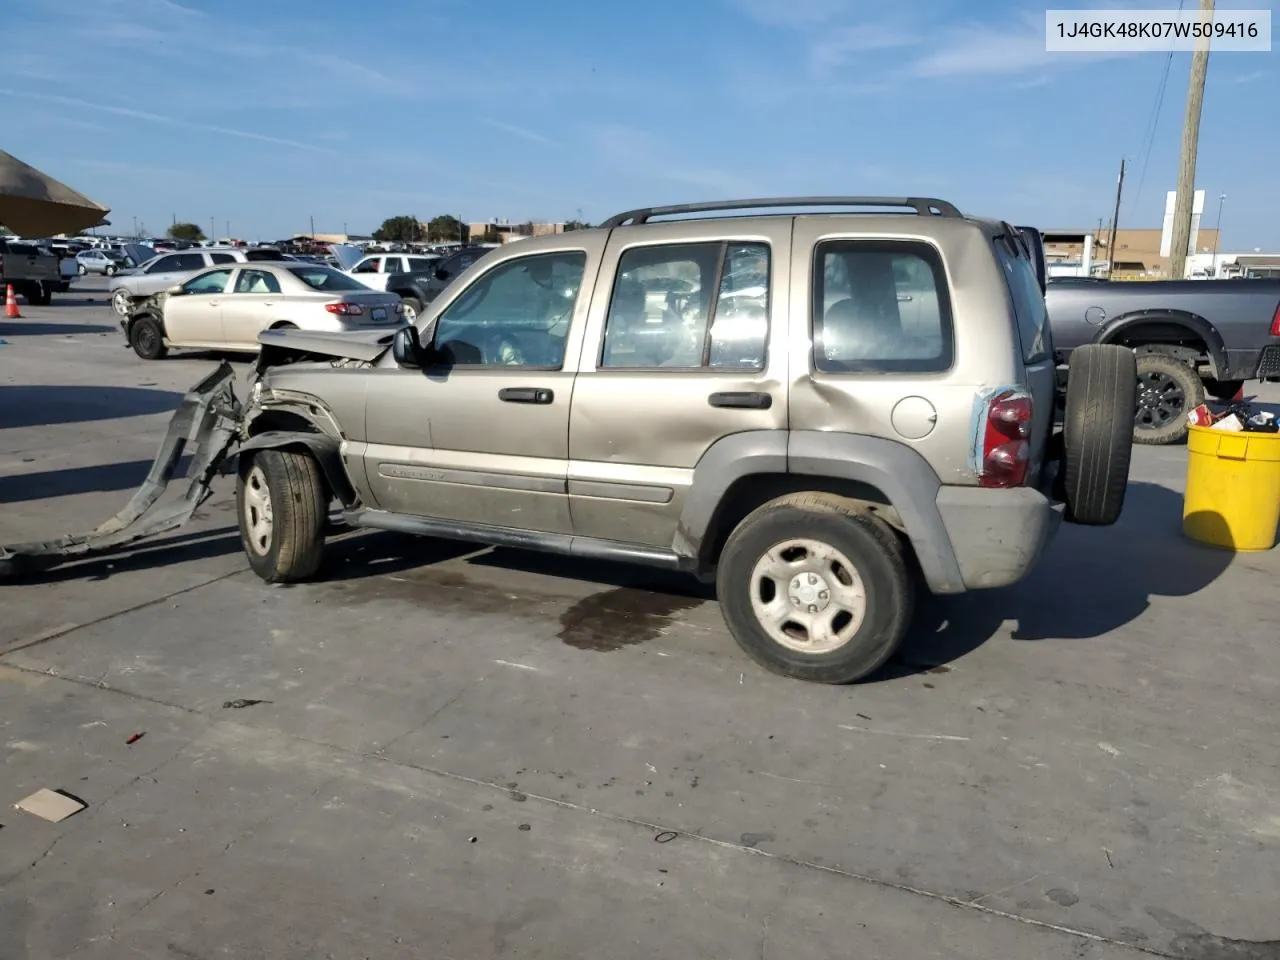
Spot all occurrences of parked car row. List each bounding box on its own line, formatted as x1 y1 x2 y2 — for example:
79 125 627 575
108 247 296 316
122 261 405 360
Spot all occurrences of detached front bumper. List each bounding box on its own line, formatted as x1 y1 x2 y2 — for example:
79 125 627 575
0 362 242 578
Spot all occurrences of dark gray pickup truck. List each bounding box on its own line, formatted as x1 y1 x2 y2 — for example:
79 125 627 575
1047 278 1280 443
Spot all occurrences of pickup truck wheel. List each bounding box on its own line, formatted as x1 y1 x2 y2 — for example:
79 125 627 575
717 494 913 684
236 450 327 583
1063 344 1136 525
128 314 167 360
110 289 133 317
400 296 423 322
1134 352 1202 445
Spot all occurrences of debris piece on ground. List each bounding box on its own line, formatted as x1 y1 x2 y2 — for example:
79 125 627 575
15 789 86 822
518 823 531 832
222 699 271 709
654 830 678 843
125 732 144 745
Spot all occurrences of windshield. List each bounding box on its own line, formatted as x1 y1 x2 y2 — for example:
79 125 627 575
288 266 369 292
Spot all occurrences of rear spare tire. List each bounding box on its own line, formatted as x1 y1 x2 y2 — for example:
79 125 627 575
1063 344 1137 526
716 493 913 684
236 449 328 583
1134 351 1203 445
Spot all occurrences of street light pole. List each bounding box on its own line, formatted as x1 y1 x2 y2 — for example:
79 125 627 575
1212 193 1225 276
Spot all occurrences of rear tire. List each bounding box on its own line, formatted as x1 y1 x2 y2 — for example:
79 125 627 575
1134 352 1202 445
129 313 167 360
236 449 328 583
105 264 116 276
1063 343 1136 526
716 493 913 684
77 263 86 276
400 296 424 322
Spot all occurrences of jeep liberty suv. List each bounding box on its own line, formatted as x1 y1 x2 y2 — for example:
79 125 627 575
233 197 1136 683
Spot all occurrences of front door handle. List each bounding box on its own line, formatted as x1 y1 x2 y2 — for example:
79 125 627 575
709 391 772 410
499 387 554 404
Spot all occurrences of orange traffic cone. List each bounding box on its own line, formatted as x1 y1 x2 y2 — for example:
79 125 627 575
4 284 22 319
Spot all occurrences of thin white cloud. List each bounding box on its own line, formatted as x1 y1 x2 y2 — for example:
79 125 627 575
1229 70 1266 85
811 24 921 73
906 16 1132 78
0 89 334 153
479 118 559 147
730 0 857 27
586 124 757 195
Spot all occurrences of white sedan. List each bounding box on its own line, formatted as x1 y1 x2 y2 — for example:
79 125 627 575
123 262 405 360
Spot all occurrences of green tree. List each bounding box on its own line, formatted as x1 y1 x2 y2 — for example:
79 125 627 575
374 215 422 243
168 222 205 242
427 215 466 242
563 219 591 231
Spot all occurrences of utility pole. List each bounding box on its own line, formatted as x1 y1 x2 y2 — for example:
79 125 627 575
1106 158 1124 279
1169 0 1214 280
310 215 315 239
1212 193 1225 276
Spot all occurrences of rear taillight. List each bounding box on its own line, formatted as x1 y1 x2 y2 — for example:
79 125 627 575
1270 302 1280 338
325 302 364 316
979 389 1033 488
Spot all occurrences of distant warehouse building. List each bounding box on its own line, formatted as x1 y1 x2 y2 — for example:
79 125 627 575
1043 227 1221 280
468 220 566 244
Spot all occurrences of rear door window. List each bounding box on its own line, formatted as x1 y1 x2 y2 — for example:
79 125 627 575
995 241 1051 363
209 252 237 265
812 240 953 373
175 253 207 271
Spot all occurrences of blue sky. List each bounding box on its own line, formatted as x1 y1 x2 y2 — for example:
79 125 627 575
4 0 1276 248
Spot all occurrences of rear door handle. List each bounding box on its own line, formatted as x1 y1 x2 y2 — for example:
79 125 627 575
499 387 554 404
709 391 773 409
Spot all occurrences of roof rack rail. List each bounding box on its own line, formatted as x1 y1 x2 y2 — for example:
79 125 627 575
600 196 963 228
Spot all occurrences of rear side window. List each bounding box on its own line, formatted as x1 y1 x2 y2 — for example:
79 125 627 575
813 240 953 373
600 241 770 371
995 241 1051 363
288 266 368 291
175 253 206 271
408 257 436 272
210 252 237 264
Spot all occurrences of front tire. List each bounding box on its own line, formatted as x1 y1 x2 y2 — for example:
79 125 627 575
77 263 86 276
129 313 167 360
716 494 913 684
1134 352 1203 445
111 288 133 317
105 264 116 276
237 450 328 583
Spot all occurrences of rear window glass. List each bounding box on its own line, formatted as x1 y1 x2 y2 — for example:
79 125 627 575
288 266 368 291
812 240 953 373
244 248 283 261
996 241 1051 363
210 252 237 264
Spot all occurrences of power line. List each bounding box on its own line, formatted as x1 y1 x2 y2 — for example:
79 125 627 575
1131 0 1185 211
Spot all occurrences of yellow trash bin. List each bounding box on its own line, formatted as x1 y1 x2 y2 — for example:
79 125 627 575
1183 425 1280 551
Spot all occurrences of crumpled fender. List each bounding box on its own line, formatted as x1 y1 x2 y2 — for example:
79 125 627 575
234 430 357 506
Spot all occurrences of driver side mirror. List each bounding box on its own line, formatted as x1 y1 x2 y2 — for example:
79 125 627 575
167 284 186 296
392 324 428 367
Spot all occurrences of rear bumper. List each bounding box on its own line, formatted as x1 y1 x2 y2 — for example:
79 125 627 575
935 485 1064 590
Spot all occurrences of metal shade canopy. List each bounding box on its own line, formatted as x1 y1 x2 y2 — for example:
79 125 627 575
0 149 110 236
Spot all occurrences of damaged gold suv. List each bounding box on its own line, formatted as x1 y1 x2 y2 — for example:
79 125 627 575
230 197 1136 683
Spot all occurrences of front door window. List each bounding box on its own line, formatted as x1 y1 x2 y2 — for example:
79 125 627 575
432 252 586 368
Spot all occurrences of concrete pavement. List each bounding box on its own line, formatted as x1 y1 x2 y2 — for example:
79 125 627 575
2 282 1278 959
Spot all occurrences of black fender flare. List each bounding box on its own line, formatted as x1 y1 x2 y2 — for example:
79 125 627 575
235 430 357 506
1097 308 1227 379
